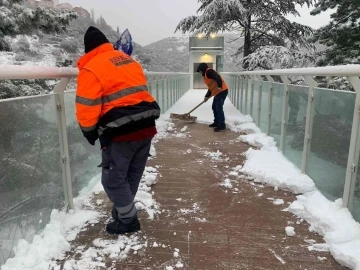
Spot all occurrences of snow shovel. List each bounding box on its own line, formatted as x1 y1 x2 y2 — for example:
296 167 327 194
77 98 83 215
170 100 206 123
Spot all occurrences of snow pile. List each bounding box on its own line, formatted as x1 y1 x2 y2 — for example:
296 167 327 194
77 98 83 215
2 195 101 270
135 166 160 220
285 226 296 237
289 191 360 269
159 119 189 138
239 132 277 151
61 235 147 269
273 199 285 205
220 178 233 189
180 126 188 132
204 150 223 161
241 149 315 194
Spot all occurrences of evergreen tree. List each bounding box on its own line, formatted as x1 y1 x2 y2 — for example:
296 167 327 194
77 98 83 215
311 0 360 65
0 0 77 51
175 0 315 70
96 15 113 32
91 8 95 21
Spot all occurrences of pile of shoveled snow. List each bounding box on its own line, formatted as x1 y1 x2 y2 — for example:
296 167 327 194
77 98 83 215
1 186 101 270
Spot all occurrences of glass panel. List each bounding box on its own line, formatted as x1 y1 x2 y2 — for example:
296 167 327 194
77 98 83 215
353 143 360 221
0 95 63 265
307 88 355 201
252 81 260 124
64 92 101 197
270 83 284 148
259 81 270 133
283 85 309 169
158 81 164 111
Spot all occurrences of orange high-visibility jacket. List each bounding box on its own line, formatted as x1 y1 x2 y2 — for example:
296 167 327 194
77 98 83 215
204 68 228 96
76 43 160 147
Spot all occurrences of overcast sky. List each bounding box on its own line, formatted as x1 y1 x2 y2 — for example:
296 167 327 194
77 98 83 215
63 0 333 46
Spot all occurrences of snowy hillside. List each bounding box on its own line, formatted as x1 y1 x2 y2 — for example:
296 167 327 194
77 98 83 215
144 35 245 72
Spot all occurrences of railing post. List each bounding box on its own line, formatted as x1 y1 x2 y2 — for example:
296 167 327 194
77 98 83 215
166 79 170 111
156 80 160 110
266 75 274 136
244 75 249 115
301 76 317 173
279 76 290 152
249 76 255 118
236 76 240 110
162 80 166 111
174 77 177 102
233 76 236 104
256 75 263 127
54 78 74 210
343 76 360 209
173 78 176 105
240 76 244 113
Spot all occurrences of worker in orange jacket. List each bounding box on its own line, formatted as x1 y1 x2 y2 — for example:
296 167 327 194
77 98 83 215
76 26 160 234
197 63 228 132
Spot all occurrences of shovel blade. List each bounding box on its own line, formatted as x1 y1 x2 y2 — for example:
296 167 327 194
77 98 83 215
170 113 197 123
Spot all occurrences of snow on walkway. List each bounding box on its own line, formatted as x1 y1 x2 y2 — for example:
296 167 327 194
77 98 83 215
166 89 360 270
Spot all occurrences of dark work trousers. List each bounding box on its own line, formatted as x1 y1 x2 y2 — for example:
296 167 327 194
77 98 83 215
212 90 228 128
100 137 152 223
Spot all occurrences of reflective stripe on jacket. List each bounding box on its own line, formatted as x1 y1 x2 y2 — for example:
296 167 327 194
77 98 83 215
76 43 160 146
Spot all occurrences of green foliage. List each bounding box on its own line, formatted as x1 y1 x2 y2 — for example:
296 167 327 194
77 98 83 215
311 0 360 65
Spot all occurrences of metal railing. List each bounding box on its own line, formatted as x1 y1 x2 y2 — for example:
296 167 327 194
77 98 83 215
222 65 360 223
0 65 190 265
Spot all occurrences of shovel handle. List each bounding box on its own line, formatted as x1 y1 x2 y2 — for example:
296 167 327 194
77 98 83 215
187 101 206 114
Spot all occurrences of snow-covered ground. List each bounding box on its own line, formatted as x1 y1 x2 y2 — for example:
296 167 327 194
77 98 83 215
2 89 360 269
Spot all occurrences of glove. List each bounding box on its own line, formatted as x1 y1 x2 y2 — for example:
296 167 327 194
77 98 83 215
204 97 210 102
83 129 99 146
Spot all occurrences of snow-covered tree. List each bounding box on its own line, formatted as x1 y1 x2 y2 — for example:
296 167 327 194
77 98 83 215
0 0 77 51
175 0 315 69
311 0 360 65
242 46 315 70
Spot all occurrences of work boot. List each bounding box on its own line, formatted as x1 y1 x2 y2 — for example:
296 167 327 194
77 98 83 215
106 216 141 235
209 123 217 128
111 206 119 220
214 127 226 132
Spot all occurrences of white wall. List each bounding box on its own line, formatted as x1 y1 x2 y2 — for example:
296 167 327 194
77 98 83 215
189 51 219 89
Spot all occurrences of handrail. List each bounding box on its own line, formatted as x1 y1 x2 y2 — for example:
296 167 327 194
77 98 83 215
221 64 360 77
0 65 78 80
0 65 191 80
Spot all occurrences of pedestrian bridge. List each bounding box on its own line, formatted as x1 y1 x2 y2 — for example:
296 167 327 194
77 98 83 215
0 65 360 269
